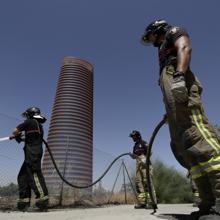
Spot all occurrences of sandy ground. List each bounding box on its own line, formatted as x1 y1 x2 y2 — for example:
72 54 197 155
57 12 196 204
0 204 198 220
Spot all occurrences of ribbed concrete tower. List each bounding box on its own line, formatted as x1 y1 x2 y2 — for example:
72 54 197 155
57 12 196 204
42 57 93 194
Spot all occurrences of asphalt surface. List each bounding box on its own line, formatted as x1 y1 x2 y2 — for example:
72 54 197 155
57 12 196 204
0 204 198 220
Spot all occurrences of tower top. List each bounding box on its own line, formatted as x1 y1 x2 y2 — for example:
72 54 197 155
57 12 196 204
62 56 93 72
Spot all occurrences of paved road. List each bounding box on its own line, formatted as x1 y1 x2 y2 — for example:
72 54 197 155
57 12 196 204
0 204 198 220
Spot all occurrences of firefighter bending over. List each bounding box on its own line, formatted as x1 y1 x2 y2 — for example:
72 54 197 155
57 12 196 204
141 19 220 220
129 130 156 209
10 107 49 211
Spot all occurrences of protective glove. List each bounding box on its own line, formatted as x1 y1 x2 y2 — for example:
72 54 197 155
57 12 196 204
163 114 169 124
10 133 24 143
15 135 23 143
171 71 188 103
9 135 15 140
129 153 137 159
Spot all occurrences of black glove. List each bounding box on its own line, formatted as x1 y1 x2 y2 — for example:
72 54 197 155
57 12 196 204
171 71 188 103
15 134 24 143
129 153 137 159
9 135 15 140
163 114 168 124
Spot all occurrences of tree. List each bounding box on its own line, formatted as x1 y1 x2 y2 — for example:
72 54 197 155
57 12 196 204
152 160 192 203
0 183 18 197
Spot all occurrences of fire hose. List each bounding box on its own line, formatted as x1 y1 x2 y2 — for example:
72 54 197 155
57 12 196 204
0 116 166 212
44 115 166 212
43 138 130 189
146 115 167 213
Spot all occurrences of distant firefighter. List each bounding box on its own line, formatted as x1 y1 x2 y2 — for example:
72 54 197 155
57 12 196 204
129 130 156 209
10 107 49 211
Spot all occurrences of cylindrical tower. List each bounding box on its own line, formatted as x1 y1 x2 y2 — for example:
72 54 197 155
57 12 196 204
42 57 93 197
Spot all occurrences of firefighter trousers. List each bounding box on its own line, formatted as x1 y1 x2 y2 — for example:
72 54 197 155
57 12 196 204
17 161 48 202
135 155 156 204
159 65 220 209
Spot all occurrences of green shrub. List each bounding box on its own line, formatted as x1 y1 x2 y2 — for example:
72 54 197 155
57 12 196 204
152 160 192 203
0 183 18 197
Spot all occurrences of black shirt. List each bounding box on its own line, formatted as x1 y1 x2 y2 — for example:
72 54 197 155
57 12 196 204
17 118 44 155
159 26 189 71
133 140 148 156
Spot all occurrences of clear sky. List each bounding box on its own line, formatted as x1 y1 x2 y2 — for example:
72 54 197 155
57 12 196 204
0 0 220 186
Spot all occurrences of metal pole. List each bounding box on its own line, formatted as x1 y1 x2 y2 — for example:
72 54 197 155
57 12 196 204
107 162 123 204
122 160 127 204
123 161 138 203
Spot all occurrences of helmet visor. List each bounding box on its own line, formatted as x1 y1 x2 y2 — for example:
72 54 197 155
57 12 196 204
140 30 152 46
33 115 44 120
21 111 28 118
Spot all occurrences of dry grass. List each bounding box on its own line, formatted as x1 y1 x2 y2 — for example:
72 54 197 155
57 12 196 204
92 192 136 205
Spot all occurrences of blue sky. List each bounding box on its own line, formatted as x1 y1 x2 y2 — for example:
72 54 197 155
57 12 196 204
0 0 220 185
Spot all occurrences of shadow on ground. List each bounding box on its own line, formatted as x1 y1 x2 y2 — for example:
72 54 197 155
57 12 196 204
157 213 192 220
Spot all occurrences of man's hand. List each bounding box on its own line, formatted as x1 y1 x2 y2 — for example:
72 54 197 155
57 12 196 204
15 134 23 143
129 153 137 159
171 71 188 103
10 133 24 143
163 114 168 124
9 135 15 140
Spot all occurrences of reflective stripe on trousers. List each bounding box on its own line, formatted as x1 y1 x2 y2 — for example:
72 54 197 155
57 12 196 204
193 192 200 197
18 198 30 203
190 155 220 180
190 108 220 180
191 109 220 155
33 173 45 199
138 192 149 199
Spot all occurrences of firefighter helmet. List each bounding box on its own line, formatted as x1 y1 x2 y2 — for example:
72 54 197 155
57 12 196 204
141 19 169 44
129 130 142 140
22 107 41 118
22 107 46 123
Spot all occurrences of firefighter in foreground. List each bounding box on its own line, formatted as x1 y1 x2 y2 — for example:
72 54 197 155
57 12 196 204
141 19 220 219
129 130 156 209
10 107 49 211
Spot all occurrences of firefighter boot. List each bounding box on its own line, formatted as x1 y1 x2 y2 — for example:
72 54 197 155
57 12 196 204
17 199 30 211
35 197 49 211
190 208 213 220
199 200 220 220
145 192 155 209
199 215 220 220
135 192 147 209
134 203 146 209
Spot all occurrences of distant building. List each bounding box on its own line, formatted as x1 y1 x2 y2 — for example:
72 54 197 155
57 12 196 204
42 57 93 195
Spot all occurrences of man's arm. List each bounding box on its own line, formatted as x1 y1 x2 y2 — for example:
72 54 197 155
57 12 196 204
10 128 24 143
10 121 26 142
174 35 192 74
12 128 21 137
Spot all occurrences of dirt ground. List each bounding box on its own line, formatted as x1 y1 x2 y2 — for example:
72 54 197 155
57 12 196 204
0 204 198 220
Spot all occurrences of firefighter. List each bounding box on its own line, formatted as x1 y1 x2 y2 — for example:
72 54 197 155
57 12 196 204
10 107 49 211
129 130 156 209
141 19 220 219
